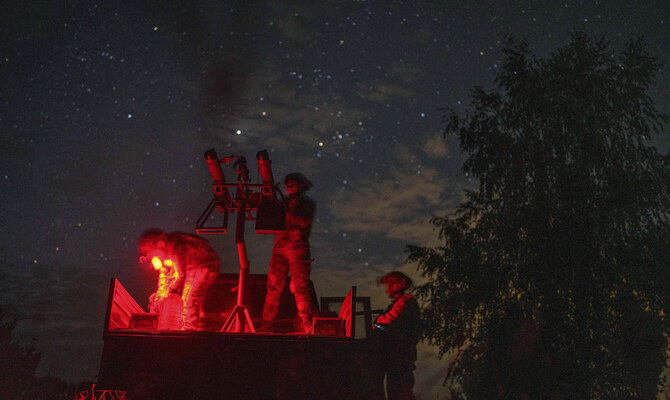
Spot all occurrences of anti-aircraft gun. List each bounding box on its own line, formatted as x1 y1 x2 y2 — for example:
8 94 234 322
197 149 286 332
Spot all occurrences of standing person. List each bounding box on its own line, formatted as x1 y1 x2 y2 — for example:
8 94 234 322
138 229 220 330
374 271 422 400
261 173 317 334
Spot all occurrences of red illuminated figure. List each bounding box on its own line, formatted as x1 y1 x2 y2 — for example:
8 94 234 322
147 256 180 313
138 229 220 330
261 173 316 333
374 271 422 400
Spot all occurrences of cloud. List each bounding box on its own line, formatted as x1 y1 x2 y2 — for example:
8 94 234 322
321 139 467 251
389 61 423 84
198 62 378 203
360 82 415 104
423 134 451 160
272 13 312 45
415 343 455 397
358 61 425 104
207 62 368 148
328 163 457 247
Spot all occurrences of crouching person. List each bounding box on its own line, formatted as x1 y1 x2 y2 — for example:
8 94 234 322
139 229 219 330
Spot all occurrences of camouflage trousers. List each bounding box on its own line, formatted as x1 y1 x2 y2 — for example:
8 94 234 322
262 246 313 329
181 268 217 330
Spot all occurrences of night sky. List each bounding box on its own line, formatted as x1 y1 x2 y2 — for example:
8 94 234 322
1 1 668 397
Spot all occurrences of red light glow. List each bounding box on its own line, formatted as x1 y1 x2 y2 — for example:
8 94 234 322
148 257 181 315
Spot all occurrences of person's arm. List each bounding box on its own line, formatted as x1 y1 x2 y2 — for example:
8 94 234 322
376 297 410 325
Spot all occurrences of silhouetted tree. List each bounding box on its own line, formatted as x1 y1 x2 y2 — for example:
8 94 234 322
0 308 76 400
408 33 670 399
0 308 40 399
25 375 76 400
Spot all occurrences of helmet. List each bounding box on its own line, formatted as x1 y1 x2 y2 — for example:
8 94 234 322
284 172 313 191
378 271 413 291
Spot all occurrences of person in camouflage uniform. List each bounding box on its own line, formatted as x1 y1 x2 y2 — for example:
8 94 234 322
138 229 219 330
374 271 422 400
261 173 316 334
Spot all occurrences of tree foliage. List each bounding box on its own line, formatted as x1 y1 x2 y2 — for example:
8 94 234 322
408 33 670 399
0 308 76 400
0 308 41 399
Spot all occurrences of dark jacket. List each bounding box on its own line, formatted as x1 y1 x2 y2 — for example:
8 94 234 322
375 294 421 363
164 232 220 288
